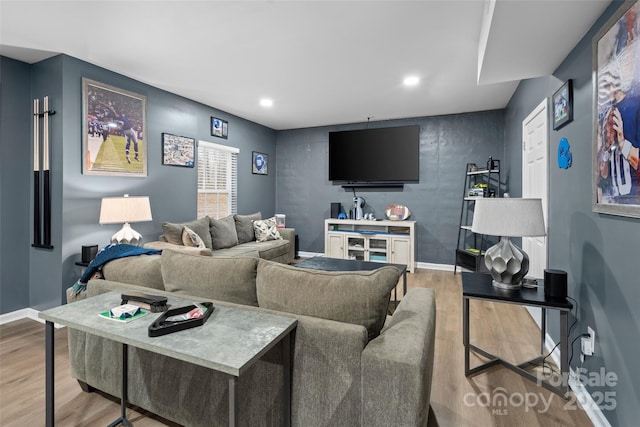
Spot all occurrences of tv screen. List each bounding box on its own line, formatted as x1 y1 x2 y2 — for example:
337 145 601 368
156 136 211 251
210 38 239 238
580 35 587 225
328 125 420 183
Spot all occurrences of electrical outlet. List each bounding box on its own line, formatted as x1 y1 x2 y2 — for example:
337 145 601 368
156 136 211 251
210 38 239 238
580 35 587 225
581 326 596 356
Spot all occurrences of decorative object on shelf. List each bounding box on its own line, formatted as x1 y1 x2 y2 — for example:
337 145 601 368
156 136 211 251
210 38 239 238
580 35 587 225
471 198 546 290
384 204 411 221
82 78 147 177
211 117 228 139
557 137 573 169
99 195 153 245
552 79 573 130
486 156 499 171
592 0 640 218
162 133 195 167
32 96 56 249
252 151 268 175
353 196 365 220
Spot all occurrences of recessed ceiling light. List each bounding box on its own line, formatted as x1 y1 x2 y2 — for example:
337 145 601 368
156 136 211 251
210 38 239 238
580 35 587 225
403 76 420 86
260 98 273 107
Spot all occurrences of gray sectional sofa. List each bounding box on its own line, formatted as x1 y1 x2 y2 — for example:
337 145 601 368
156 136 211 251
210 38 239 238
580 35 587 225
143 213 295 264
66 250 436 427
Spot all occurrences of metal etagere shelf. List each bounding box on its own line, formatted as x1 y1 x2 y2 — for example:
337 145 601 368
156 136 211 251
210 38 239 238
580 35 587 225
454 160 501 274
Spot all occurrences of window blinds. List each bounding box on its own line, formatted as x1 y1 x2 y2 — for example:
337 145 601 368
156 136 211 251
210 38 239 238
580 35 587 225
197 141 238 219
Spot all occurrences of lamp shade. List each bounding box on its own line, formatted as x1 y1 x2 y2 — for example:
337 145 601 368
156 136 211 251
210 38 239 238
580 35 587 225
471 198 546 237
99 195 152 224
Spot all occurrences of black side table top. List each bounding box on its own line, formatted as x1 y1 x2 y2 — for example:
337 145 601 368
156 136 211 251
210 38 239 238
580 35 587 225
461 272 572 311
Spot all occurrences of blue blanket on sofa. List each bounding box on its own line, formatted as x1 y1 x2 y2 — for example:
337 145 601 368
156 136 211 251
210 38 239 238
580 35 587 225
70 243 162 295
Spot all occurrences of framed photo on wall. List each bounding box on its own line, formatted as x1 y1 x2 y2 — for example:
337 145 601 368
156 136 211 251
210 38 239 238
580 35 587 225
162 133 195 167
82 78 147 177
592 0 640 218
552 79 573 130
252 151 268 175
211 117 228 139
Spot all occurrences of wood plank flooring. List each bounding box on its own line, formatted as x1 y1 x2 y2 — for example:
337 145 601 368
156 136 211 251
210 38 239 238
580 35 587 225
0 268 592 426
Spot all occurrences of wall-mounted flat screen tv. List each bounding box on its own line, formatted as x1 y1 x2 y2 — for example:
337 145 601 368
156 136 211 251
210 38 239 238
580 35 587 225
328 125 420 183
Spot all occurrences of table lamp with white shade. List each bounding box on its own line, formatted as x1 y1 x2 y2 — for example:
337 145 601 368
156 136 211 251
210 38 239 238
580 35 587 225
99 195 152 246
471 198 546 290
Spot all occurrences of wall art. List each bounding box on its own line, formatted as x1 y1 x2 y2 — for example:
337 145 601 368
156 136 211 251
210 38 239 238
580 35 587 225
82 78 147 177
252 151 268 175
592 0 640 218
162 133 195 167
211 117 228 139
552 79 573 130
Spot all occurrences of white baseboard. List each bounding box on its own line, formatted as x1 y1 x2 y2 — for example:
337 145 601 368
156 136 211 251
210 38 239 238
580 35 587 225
0 307 65 329
524 308 611 427
416 262 454 272
0 308 43 325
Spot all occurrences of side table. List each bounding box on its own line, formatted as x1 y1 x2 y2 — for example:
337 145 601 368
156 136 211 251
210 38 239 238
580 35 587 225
462 272 573 398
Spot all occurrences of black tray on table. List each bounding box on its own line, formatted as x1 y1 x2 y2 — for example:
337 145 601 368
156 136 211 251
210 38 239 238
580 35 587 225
148 302 214 337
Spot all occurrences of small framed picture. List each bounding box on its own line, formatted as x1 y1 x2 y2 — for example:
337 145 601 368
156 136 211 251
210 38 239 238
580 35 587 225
252 151 268 175
162 133 195 167
552 79 573 130
211 117 228 139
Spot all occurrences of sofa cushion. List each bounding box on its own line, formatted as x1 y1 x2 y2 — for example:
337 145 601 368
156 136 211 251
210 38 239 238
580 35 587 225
162 217 212 249
102 254 164 290
256 259 399 340
253 217 282 242
241 239 290 261
209 215 239 250
234 212 262 244
181 226 206 248
161 249 258 306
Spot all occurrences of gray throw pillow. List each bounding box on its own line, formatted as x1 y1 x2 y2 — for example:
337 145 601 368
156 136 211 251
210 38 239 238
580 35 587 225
162 217 212 249
256 259 400 340
209 215 239 249
161 249 258 306
234 212 262 244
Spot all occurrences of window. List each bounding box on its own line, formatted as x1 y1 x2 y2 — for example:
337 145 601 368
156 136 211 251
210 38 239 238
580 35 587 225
197 141 238 219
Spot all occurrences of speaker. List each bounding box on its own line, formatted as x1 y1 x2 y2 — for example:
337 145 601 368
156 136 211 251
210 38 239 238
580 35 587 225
331 202 342 218
82 245 98 264
544 269 567 299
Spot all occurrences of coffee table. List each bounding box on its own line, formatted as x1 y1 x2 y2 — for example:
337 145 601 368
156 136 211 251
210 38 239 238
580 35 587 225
295 256 408 303
39 291 297 427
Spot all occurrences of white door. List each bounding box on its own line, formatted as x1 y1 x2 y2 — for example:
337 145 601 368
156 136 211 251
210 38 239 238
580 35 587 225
522 99 549 276
522 99 549 330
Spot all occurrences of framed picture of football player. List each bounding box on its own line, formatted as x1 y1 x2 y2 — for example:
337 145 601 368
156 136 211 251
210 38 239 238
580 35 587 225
82 78 147 177
592 0 640 218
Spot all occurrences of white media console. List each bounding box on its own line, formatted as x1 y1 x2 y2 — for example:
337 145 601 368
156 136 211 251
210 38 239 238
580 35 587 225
324 218 416 273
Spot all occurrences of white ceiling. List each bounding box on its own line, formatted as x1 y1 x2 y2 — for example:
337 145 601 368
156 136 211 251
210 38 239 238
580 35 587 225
0 0 611 130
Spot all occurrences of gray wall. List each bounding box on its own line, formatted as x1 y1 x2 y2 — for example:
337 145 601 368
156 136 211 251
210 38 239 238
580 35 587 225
0 57 32 313
0 54 277 313
505 1 639 425
276 111 505 265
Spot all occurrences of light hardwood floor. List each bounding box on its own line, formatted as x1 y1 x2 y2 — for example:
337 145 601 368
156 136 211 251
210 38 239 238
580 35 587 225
0 268 592 426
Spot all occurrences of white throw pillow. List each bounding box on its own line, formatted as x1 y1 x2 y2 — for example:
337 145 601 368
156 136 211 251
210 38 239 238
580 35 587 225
253 217 283 242
182 226 206 248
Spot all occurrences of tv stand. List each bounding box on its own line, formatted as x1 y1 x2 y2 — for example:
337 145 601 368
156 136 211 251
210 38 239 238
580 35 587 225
324 219 416 272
